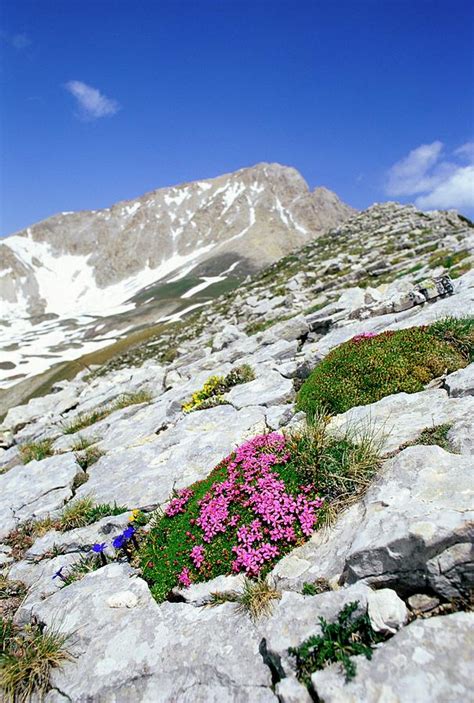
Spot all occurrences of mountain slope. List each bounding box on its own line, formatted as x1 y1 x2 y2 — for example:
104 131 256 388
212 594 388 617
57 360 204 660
0 163 353 389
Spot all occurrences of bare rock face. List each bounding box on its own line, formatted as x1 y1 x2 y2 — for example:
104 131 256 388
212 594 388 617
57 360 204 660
310 612 474 703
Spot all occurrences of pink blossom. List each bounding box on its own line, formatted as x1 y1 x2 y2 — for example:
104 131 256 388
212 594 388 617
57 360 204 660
190 545 205 569
178 567 191 587
352 331 377 343
165 487 194 517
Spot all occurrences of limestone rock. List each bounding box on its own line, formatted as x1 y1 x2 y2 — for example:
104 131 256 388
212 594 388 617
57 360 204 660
261 315 309 344
107 590 139 608
266 404 295 429
367 588 408 634
30 563 276 701
445 363 474 397
407 593 440 613
275 677 312 703
226 370 294 409
329 388 474 453
74 404 266 508
272 446 473 600
311 612 473 703
0 453 83 540
212 324 246 352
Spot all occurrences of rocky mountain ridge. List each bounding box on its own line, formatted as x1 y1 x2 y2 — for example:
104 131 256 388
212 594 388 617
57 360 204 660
0 163 353 391
0 200 473 702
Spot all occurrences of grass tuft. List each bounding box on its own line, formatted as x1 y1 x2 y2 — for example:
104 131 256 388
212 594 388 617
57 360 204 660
209 577 281 621
61 555 101 586
19 439 55 464
58 496 127 531
62 390 152 434
0 619 72 702
301 579 331 596
399 423 457 453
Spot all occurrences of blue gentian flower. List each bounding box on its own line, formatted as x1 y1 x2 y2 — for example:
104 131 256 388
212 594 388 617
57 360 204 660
52 567 65 581
112 534 125 549
122 527 135 540
92 542 107 553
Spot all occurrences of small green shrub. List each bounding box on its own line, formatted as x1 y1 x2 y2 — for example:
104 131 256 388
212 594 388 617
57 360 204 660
74 445 104 470
288 601 379 685
297 319 473 417
19 439 55 464
62 408 110 434
0 619 71 702
302 579 331 596
182 364 255 413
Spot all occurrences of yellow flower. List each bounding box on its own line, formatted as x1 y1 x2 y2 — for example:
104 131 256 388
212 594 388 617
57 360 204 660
129 509 140 522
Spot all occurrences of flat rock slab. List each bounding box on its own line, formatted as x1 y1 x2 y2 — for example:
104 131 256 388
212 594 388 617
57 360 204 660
24 511 133 559
272 446 474 599
75 404 266 508
226 370 294 409
0 453 83 540
3 387 80 432
31 563 275 702
329 389 474 453
445 363 474 398
311 612 474 703
258 583 371 673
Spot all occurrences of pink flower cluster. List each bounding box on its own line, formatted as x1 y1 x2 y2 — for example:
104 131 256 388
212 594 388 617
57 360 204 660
189 433 323 577
165 487 194 517
190 544 205 569
178 567 191 586
352 331 377 343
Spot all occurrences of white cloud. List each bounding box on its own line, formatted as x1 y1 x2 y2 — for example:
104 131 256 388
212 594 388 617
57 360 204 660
385 140 474 211
65 80 120 120
416 166 474 210
454 141 474 163
386 141 444 196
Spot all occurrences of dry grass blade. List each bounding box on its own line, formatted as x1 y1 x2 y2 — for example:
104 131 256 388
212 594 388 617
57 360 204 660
0 621 72 703
208 578 281 621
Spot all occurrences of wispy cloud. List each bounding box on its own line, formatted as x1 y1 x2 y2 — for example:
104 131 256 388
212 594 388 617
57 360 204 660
386 141 474 210
1 31 31 50
65 80 120 121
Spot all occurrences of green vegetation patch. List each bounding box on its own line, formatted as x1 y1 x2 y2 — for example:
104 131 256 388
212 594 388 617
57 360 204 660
288 601 380 685
182 364 255 413
399 423 457 453
297 317 473 417
140 420 380 602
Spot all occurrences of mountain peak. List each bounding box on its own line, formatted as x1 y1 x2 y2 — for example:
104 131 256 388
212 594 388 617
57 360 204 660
0 163 353 390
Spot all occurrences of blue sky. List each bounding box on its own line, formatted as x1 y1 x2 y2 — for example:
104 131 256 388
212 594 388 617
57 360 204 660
1 0 473 235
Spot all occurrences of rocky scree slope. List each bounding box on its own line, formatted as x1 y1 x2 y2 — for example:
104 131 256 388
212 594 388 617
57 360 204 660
0 201 473 702
0 163 352 391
